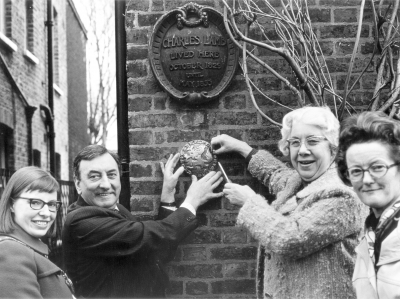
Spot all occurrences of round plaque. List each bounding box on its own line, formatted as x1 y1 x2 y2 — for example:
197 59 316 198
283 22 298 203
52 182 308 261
149 2 239 105
180 140 217 178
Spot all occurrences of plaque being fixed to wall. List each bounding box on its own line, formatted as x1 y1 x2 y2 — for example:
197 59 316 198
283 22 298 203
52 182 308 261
149 2 239 105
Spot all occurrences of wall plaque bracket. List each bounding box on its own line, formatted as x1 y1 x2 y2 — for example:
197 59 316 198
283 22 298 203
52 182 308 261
149 2 239 105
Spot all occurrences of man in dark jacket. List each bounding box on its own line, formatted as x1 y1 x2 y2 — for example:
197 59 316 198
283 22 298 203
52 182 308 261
62 145 223 298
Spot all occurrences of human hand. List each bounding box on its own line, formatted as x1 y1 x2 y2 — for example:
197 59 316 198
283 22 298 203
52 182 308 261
183 171 224 210
210 134 252 158
223 183 256 207
160 153 185 203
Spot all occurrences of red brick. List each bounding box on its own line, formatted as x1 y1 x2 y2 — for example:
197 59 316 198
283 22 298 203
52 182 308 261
186 281 209 295
182 247 207 261
130 147 179 161
127 77 163 94
154 96 167 110
127 60 148 78
129 114 178 128
183 229 221 244
224 94 247 109
130 197 154 212
126 28 149 45
129 130 153 145
129 163 152 177
130 181 163 195
126 0 149 11
210 213 238 227
138 13 163 26
168 264 223 278
208 112 257 126
320 24 369 39
320 0 360 6
211 279 256 294
309 8 331 22
335 41 356 55
256 76 282 91
336 74 360 90
223 262 248 278
177 111 207 127
247 127 281 141
128 97 152 112
223 229 247 244
127 46 148 61
151 0 164 11
210 246 258 260
334 8 358 22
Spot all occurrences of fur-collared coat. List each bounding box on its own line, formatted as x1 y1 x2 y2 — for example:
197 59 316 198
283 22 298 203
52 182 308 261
237 150 368 299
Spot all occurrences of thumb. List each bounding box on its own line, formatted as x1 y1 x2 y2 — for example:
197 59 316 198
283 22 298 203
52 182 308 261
191 175 198 183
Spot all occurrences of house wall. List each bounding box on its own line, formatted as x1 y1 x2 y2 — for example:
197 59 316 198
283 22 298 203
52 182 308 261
126 0 374 297
0 0 87 180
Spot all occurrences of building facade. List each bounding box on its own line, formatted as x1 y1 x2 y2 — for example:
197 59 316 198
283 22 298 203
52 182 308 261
0 0 89 181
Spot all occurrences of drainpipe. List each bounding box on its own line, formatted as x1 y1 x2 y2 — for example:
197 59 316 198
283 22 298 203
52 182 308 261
45 0 56 176
115 0 130 210
25 106 37 165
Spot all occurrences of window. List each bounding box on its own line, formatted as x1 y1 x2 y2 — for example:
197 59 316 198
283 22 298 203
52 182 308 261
33 149 41 167
25 0 34 52
55 152 61 179
0 123 11 170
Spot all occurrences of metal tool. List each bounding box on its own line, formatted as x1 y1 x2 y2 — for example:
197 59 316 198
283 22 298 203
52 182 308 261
218 162 231 183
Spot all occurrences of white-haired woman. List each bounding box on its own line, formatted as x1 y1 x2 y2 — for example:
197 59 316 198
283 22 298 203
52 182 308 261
211 106 368 299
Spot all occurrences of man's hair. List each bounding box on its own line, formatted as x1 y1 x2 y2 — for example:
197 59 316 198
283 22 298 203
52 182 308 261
0 166 59 236
73 145 121 180
336 111 400 186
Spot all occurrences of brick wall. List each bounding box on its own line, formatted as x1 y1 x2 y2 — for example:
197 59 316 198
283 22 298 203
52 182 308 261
126 0 375 297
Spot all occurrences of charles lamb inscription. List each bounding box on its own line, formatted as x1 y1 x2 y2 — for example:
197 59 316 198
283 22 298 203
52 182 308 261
149 2 239 104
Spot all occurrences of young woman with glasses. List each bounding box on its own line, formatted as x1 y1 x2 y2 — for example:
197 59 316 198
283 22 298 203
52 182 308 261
211 106 368 299
0 166 73 298
337 111 400 298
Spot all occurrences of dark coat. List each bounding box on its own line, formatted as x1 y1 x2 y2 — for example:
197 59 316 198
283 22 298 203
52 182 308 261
62 196 198 298
0 227 72 298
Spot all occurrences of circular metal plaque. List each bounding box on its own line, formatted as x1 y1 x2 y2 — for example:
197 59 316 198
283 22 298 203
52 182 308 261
180 140 217 178
149 2 239 105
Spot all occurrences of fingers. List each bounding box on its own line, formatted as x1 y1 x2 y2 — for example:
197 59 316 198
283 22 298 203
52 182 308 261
209 191 224 199
211 177 224 189
160 162 165 174
174 166 185 177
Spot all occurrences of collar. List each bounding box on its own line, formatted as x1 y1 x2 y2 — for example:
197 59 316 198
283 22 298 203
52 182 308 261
5 225 48 256
296 165 342 199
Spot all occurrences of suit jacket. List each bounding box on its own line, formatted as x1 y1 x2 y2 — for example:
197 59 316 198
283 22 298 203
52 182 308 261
237 150 368 299
62 196 198 298
0 227 72 298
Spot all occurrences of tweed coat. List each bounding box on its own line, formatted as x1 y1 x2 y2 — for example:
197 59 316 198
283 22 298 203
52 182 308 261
237 150 369 299
62 196 198 298
0 227 72 298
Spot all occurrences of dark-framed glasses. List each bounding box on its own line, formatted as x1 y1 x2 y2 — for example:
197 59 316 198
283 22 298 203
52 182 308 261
346 163 399 182
286 135 327 149
15 197 61 212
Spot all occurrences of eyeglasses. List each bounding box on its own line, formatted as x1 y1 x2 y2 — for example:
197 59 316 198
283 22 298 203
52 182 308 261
346 163 399 182
286 136 327 149
13 197 61 212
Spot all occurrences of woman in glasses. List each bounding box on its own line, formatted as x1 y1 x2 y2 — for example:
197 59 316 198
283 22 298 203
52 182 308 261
337 111 400 298
211 106 368 299
0 166 73 298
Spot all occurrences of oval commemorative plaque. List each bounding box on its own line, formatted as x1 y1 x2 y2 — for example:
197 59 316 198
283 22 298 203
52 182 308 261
149 2 239 105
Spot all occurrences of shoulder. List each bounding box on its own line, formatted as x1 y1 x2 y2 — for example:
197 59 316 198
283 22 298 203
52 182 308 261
0 238 36 269
298 167 357 200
